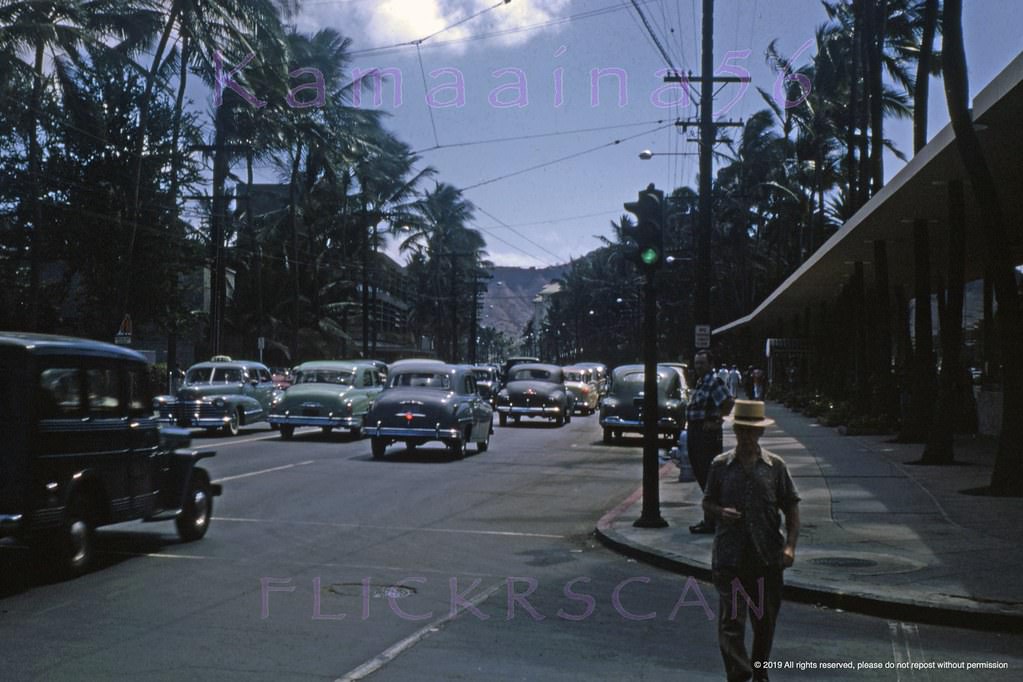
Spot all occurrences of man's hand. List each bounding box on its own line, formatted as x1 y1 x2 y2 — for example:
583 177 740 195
782 545 796 568
720 506 742 523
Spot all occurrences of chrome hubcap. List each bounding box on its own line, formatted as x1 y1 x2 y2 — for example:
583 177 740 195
191 490 209 529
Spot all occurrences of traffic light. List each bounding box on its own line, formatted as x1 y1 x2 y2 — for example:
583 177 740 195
623 184 665 273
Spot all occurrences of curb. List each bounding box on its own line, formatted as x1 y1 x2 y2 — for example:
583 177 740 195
594 471 1023 633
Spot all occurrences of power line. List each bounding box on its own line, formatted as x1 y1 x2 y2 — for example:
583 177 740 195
626 0 680 74
458 123 673 192
413 119 671 154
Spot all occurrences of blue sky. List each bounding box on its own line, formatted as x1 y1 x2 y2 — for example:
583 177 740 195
282 0 1023 267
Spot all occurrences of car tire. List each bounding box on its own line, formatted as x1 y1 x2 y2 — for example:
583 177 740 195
176 469 212 542
513 415 521 425
450 436 467 459
222 409 241 436
603 427 613 444
477 428 490 453
565 410 572 424
50 493 96 578
498 413 508 427
350 427 362 438
321 426 333 435
555 413 564 427
405 440 417 451
279 425 295 440
371 438 387 459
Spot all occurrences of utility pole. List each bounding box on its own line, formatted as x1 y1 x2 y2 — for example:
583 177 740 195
664 0 747 351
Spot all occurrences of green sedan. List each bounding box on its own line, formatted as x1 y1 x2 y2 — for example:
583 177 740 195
268 361 384 439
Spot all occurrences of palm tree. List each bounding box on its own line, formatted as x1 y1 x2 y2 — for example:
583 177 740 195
940 0 1022 493
0 0 159 328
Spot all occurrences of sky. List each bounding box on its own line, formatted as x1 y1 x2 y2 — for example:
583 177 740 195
275 0 1023 268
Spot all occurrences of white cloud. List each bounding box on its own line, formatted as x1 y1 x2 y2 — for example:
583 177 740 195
300 0 571 52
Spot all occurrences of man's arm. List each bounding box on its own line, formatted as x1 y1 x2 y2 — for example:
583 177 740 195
782 503 800 567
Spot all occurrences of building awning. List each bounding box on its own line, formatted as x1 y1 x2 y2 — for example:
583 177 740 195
715 51 1023 338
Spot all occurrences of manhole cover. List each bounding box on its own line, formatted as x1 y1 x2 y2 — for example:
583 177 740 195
809 557 878 568
326 583 417 600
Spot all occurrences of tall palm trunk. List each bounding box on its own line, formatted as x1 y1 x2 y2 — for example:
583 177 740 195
166 31 190 375
901 0 939 443
27 41 45 329
289 141 303 361
942 0 1023 494
868 0 888 194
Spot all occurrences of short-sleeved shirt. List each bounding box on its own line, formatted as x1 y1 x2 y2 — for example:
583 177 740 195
704 447 800 571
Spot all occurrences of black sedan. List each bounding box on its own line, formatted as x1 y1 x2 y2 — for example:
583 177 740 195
495 363 574 427
598 364 685 444
366 362 493 459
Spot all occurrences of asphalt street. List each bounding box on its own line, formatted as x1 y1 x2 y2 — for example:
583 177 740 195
2 417 1021 680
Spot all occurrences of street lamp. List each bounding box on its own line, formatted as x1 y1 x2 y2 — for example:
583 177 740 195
638 149 698 160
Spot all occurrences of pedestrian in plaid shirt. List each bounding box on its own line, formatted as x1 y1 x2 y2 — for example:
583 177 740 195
687 349 734 534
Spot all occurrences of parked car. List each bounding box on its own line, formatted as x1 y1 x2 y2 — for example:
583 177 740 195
155 357 276 435
495 363 574 426
268 360 385 439
472 365 501 406
562 365 600 415
0 332 221 576
658 362 693 404
599 364 685 444
366 362 493 459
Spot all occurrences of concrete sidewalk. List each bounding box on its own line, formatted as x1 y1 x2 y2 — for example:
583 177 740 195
595 403 1023 631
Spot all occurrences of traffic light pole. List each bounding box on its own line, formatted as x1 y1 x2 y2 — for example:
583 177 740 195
634 271 668 528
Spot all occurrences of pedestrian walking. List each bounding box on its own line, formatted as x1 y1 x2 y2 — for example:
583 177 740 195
686 350 734 533
726 365 742 398
744 366 755 399
702 400 800 682
752 367 765 400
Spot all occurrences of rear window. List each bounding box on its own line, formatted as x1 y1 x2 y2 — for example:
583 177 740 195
510 368 554 382
564 371 583 382
296 369 355 385
391 372 451 389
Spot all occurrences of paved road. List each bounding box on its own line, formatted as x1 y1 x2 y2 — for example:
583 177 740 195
2 417 1021 680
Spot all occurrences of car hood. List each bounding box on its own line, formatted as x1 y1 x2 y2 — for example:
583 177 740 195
504 380 564 398
276 383 354 408
176 383 244 400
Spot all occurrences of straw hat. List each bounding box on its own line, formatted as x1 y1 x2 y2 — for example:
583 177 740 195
731 400 775 428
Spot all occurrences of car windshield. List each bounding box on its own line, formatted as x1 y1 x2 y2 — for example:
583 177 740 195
296 369 355 385
564 371 583 382
473 370 492 382
615 371 670 392
510 368 556 382
391 372 451 389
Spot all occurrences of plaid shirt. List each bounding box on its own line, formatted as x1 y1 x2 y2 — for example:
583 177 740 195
687 371 734 423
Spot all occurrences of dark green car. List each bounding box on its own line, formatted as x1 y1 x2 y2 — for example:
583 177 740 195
268 360 384 439
155 358 277 435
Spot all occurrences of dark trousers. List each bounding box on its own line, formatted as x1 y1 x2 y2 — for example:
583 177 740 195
687 423 723 491
713 560 784 682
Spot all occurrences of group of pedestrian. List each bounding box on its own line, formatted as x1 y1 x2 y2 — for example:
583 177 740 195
683 349 801 681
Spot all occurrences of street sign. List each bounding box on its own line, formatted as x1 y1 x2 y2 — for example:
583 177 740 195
695 324 711 349
257 336 266 350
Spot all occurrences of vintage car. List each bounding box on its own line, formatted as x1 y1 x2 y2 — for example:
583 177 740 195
501 356 540 384
366 362 494 459
658 362 693 404
472 365 501 406
562 365 600 415
268 360 384 439
494 363 574 426
576 362 610 396
0 332 221 576
155 357 277 435
599 364 685 444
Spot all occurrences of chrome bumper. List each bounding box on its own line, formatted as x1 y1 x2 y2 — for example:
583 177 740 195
601 416 680 430
372 425 461 440
268 414 360 429
497 405 562 417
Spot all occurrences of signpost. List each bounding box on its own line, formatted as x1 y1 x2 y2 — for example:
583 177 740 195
257 336 266 363
695 324 711 350
114 314 132 346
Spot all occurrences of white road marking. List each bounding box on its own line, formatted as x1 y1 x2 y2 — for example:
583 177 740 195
335 580 505 682
213 515 564 539
99 550 208 560
213 460 315 483
889 621 930 681
206 428 319 448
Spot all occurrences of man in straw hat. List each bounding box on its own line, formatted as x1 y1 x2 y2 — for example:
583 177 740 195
702 400 800 682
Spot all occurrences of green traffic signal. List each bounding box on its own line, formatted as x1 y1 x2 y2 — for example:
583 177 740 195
641 248 659 265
